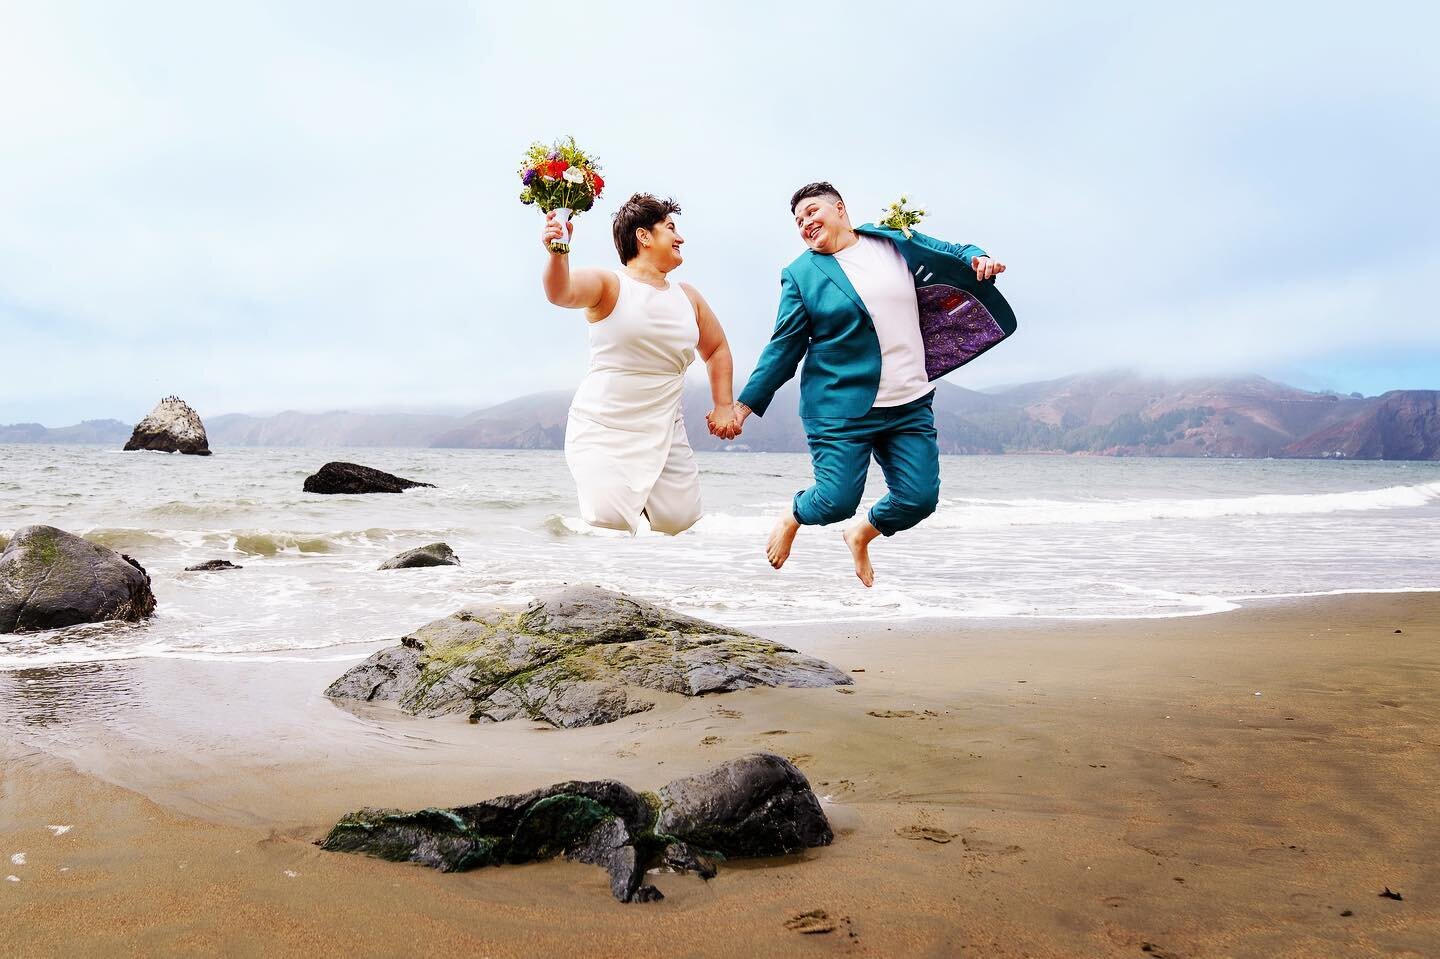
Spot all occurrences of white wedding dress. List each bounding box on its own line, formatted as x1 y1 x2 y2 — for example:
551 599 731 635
565 269 702 535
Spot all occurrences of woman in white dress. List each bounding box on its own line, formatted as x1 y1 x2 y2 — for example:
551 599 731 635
541 194 740 535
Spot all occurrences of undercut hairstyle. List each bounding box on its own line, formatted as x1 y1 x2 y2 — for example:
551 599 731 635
790 181 844 213
612 193 682 264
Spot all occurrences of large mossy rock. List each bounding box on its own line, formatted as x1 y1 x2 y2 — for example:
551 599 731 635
0 525 156 633
325 585 851 728
303 461 435 495
318 753 829 902
123 396 211 455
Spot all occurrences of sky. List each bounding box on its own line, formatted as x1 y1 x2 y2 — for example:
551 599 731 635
1 1 1436 426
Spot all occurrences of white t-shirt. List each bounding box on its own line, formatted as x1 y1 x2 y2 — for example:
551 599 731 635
831 234 934 408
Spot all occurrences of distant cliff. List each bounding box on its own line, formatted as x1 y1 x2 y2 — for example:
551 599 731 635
0 419 131 444
7 374 1439 459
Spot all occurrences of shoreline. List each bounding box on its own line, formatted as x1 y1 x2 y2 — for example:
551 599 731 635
4 590 1439 956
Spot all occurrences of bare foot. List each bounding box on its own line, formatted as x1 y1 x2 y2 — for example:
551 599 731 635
843 522 879 587
766 513 801 569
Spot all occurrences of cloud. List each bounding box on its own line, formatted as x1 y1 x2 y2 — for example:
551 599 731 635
1 1 1436 425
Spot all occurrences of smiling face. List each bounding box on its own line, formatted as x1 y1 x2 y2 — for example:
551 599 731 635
793 194 852 254
637 215 684 270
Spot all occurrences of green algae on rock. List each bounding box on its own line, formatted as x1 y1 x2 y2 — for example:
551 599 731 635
325 585 852 728
0 525 156 634
318 753 831 902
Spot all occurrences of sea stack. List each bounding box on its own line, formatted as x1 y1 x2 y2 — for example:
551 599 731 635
124 395 211 455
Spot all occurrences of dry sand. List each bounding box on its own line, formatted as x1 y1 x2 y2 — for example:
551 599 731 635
3 592 1438 957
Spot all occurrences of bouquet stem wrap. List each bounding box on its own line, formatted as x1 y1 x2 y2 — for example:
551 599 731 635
549 208 573 255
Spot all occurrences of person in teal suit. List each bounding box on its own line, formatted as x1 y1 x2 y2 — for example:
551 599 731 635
733 182 1008 586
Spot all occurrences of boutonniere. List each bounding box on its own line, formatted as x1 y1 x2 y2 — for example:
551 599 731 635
879 195 925 239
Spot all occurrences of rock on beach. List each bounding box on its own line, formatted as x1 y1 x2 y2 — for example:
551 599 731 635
324 585 852 728
0 525 156 634
318 753 832 902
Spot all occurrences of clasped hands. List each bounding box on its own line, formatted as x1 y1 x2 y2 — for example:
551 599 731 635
706 402 748 440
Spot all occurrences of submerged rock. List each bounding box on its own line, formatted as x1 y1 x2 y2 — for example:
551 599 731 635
378 543 459 570
302 461 436 495
325 585 852 728
0 525 156 633
184 560 243 572
318 753 829 902
123 396 211 455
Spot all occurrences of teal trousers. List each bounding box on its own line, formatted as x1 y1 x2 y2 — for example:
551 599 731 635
792 392 941 536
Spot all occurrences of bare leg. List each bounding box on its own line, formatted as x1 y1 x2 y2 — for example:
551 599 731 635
843 519 881 587
765 512 801 569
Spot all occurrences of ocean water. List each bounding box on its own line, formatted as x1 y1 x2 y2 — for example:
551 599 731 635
1 444 1438 670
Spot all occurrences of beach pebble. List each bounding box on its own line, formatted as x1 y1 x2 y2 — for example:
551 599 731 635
46 825 71 837
5 876 18 882
9 853 25 866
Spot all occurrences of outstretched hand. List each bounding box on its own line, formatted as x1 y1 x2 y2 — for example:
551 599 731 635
970 255 1006 281
706 403 742 440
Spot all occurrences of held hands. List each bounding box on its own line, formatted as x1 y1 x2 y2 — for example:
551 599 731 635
971 255 1006 282
706 403 744 440
541 210 572 253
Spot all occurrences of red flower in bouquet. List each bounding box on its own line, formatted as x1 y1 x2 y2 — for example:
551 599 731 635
543 159 568 180
590 172 605 197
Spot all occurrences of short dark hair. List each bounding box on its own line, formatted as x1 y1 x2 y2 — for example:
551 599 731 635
790 182 844 213
612 193 682 264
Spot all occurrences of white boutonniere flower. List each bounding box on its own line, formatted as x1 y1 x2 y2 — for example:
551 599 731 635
562 166 585 185
880 195 926 239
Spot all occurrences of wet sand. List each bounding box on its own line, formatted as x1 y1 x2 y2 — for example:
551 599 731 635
3 592 1439 957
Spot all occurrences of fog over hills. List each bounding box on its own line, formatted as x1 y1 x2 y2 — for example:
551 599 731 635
6 374 1439 460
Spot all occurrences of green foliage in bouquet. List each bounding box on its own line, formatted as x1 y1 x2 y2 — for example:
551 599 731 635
518 136 606 214
879 195 925 238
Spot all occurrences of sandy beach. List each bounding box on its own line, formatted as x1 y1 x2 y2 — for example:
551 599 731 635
3 591 1438 958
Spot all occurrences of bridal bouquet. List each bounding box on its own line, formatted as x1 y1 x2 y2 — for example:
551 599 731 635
879 195 925 238
518 136 605 254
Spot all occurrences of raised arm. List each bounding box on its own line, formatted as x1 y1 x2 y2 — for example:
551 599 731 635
736 268 811 420
541 212 616 315
682 283 740 439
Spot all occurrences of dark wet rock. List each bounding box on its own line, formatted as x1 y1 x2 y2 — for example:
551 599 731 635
656 752 834 857
318 753 828 902
325 585 852 728
0 525 156 634
302 461 436 495
378 543 459 570
123 396 211 455
184 560 243 572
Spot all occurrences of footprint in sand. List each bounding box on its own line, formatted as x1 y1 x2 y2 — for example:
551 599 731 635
896 825 955 844
699 736 723 746
714 708 743 719
787 753 814 767
867 709 917 719
761 729 789 736
784 910 838 934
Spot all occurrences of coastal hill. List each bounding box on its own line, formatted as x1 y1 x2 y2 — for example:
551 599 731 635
6 374 1439 459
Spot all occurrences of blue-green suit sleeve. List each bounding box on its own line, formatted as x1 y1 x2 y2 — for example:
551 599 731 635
737 268 810 417
912 230 986 267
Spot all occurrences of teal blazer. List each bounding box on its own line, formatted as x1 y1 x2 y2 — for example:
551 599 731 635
737 224 1016 420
